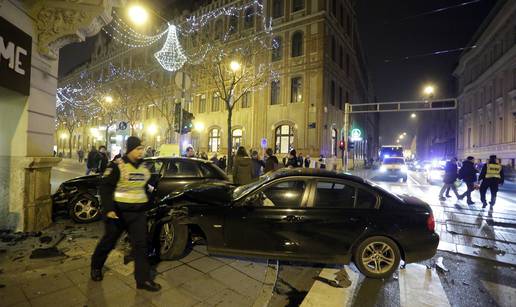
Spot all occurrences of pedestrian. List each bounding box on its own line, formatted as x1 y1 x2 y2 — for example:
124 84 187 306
318 155 326 169
77 147 84 163
286 150 300 168
479 155 504 208
439 157 460 201
304 155 311 168
184 146 196 158
210 152 219 165
86 146 100 175
218 156 227 171
264 148 279 173
458 156 478 205
201 152 208 160
90 136 161 292
98 146 109 174
297 153 304 167
144 146 153 158
232 146 253 185
112 150 122 162
250 150 265 179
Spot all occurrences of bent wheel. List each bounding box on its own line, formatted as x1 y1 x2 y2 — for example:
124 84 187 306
158 219 188 260
354 236 401 279
69 193 101 223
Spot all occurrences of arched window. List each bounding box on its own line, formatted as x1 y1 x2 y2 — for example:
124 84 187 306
244 7 254 29
232 129 243 150
291 31 303 57
331 128 338 156
272 0 284 18
272 36 282 61
208 128 221 152
214 19 223 40
292 0 304 12
275 124 294 154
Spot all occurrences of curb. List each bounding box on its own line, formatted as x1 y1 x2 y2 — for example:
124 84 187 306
252 260 280 307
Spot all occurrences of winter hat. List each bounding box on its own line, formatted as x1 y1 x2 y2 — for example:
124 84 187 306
126 136 142 154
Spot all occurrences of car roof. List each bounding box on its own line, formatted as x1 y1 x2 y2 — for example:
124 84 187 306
144 156 213 164
267 168 366 183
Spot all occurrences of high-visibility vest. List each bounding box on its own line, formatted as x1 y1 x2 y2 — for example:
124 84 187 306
114 161 150 203
485 163 502 179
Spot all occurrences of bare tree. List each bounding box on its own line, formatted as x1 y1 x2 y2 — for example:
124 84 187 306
142 80 177 143
94 94 121 147
112 80 146 136
56 102 83 158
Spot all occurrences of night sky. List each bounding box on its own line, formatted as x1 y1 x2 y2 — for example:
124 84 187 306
59 0 499 144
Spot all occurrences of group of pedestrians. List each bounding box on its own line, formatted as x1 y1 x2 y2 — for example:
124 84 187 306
85 146 109 175
439 155 505 209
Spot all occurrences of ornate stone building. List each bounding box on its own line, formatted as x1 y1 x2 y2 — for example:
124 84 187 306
59 0 377 163
0 0 120 231
454 0 516 168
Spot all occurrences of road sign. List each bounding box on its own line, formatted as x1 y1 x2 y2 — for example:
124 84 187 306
261 138 268 149
350 128 362 142
118 121 128 131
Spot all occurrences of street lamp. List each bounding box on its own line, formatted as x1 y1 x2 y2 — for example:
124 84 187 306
230 60 241 72
194 122 205 132
104 95 113 103
396 139 400 144
403 132 407 136
128 4 149 25
423 85 435 98
411 113 417 119
399 134 405 139
147 124 158 149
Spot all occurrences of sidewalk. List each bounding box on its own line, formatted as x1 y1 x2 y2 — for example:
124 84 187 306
0 219 276 307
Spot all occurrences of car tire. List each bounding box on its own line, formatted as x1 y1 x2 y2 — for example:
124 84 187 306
69 193 101 223
354 236 401 279
402 176 408 183
158 219 189 260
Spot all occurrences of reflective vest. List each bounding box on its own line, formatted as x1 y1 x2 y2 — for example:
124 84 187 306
485 163 502 179
114 161 150 203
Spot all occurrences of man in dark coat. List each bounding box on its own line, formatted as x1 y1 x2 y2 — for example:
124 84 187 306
439 158 460 201
478 155 505 208
86 146 100 175
458 156 478 204
264 148 279 173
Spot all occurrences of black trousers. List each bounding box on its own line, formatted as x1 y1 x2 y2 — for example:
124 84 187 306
460 182 475 202
91 210 150 283
480 179 499 205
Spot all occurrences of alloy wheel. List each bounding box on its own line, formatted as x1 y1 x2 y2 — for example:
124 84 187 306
160 222 175 254
360 241 396 274
73 199 99 221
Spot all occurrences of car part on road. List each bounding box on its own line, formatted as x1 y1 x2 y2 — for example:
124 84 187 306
354 236 401 279
158 219 188 260
69 193 101 223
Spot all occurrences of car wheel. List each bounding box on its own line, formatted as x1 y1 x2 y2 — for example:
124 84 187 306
354 236 401 279
69 193 101 223
158 219 188 260
402 176 408 183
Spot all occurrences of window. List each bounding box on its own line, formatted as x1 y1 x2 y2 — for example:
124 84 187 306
339 5 344 27
291 77 303 103
291 31 303 57
346 13 351 36
275 124 294 154
208 128 221 152
271 80 280 105
331 37 336 61
346 91 350 104
356 189 377 209
339 46 343 68
199 164 221 178
199 94 206 113
212 93 220 112
272 0 284 18
241 92 251 108
232 128 243 149
331 128 338 156
339 86 343 110
313 181 355 208
346 53 350 76
244 7 254 29
144 160 164 175
331 80 336 106
331 0 337 16
272 36 283 61
261 180 306 207
229 15 238 34
292 0 304 12
164 160 201 178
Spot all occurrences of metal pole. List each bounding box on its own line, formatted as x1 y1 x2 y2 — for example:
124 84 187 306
179 71 185 153
343 103 350 172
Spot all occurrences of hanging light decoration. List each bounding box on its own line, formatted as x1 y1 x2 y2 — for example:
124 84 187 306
154 24 187 72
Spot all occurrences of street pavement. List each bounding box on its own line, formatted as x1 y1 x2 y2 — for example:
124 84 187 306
1 161 514 306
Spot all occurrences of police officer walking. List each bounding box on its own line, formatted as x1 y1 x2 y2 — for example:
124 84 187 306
91 136 161 292
479 155 505 209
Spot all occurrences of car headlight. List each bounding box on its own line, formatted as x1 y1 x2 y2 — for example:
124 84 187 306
401 165 408 172
380 166 387 172
430 170 443 180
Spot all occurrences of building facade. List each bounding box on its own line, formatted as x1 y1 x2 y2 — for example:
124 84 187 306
454 0 516 168
58 0 377 162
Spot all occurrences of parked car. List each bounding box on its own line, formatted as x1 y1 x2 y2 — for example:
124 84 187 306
52 157 229 223
149 168 439 279
378 157 408 182
426 165 445 185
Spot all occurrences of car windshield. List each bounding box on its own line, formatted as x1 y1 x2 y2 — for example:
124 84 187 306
232 174 271 199
383 158 404 165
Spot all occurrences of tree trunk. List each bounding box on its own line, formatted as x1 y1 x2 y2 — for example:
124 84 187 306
105 124 109 148
227 107 233 172
68 134 72 159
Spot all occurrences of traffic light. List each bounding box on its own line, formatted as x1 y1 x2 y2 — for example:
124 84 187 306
348 140 355 150
181 110 194 134
173 103 181 133
339 140 345 150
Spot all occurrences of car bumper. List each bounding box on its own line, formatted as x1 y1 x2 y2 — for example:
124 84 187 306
380 170 407 178
404 233 440 263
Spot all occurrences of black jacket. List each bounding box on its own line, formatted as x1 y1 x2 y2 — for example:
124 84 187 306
87 150 99 169
286 156 300 168
458 160 477 183
443 161 458 184
264 156 279 173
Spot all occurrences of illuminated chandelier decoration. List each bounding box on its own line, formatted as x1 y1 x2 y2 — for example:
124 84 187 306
154 24 187 72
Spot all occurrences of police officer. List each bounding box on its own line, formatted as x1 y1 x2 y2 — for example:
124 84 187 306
479 154 505 209
91 136 161 292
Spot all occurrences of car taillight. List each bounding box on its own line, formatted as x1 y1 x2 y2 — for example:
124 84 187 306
426 214 435 232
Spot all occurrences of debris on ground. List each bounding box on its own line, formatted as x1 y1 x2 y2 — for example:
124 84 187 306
39 236 52 244
463 281 470 286
333 268 352 288
435 257 449 272
29 246 66 259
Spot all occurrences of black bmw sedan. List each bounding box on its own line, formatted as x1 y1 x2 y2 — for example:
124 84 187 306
151 168 439 279
52 157 229 223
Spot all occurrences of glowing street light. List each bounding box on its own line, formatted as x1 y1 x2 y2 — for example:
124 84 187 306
230 60 241 72
128 4 149 25
403 132 407 136
147 124 158 135
60 133 68 140
423 85 435 97
194 122 205 132
396 139 400 144
411 113 417 119
399 134 405 139
104 95 113 103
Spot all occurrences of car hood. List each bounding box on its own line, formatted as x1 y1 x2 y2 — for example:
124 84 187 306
164 181 234 206
63 174 101 186
397 194 432 213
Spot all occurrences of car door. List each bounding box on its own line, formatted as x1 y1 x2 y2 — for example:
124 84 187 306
297 179 380 262
156 159 204 199
223 178 310 257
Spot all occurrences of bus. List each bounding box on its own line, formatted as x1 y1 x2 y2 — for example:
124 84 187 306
379 145 403 161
